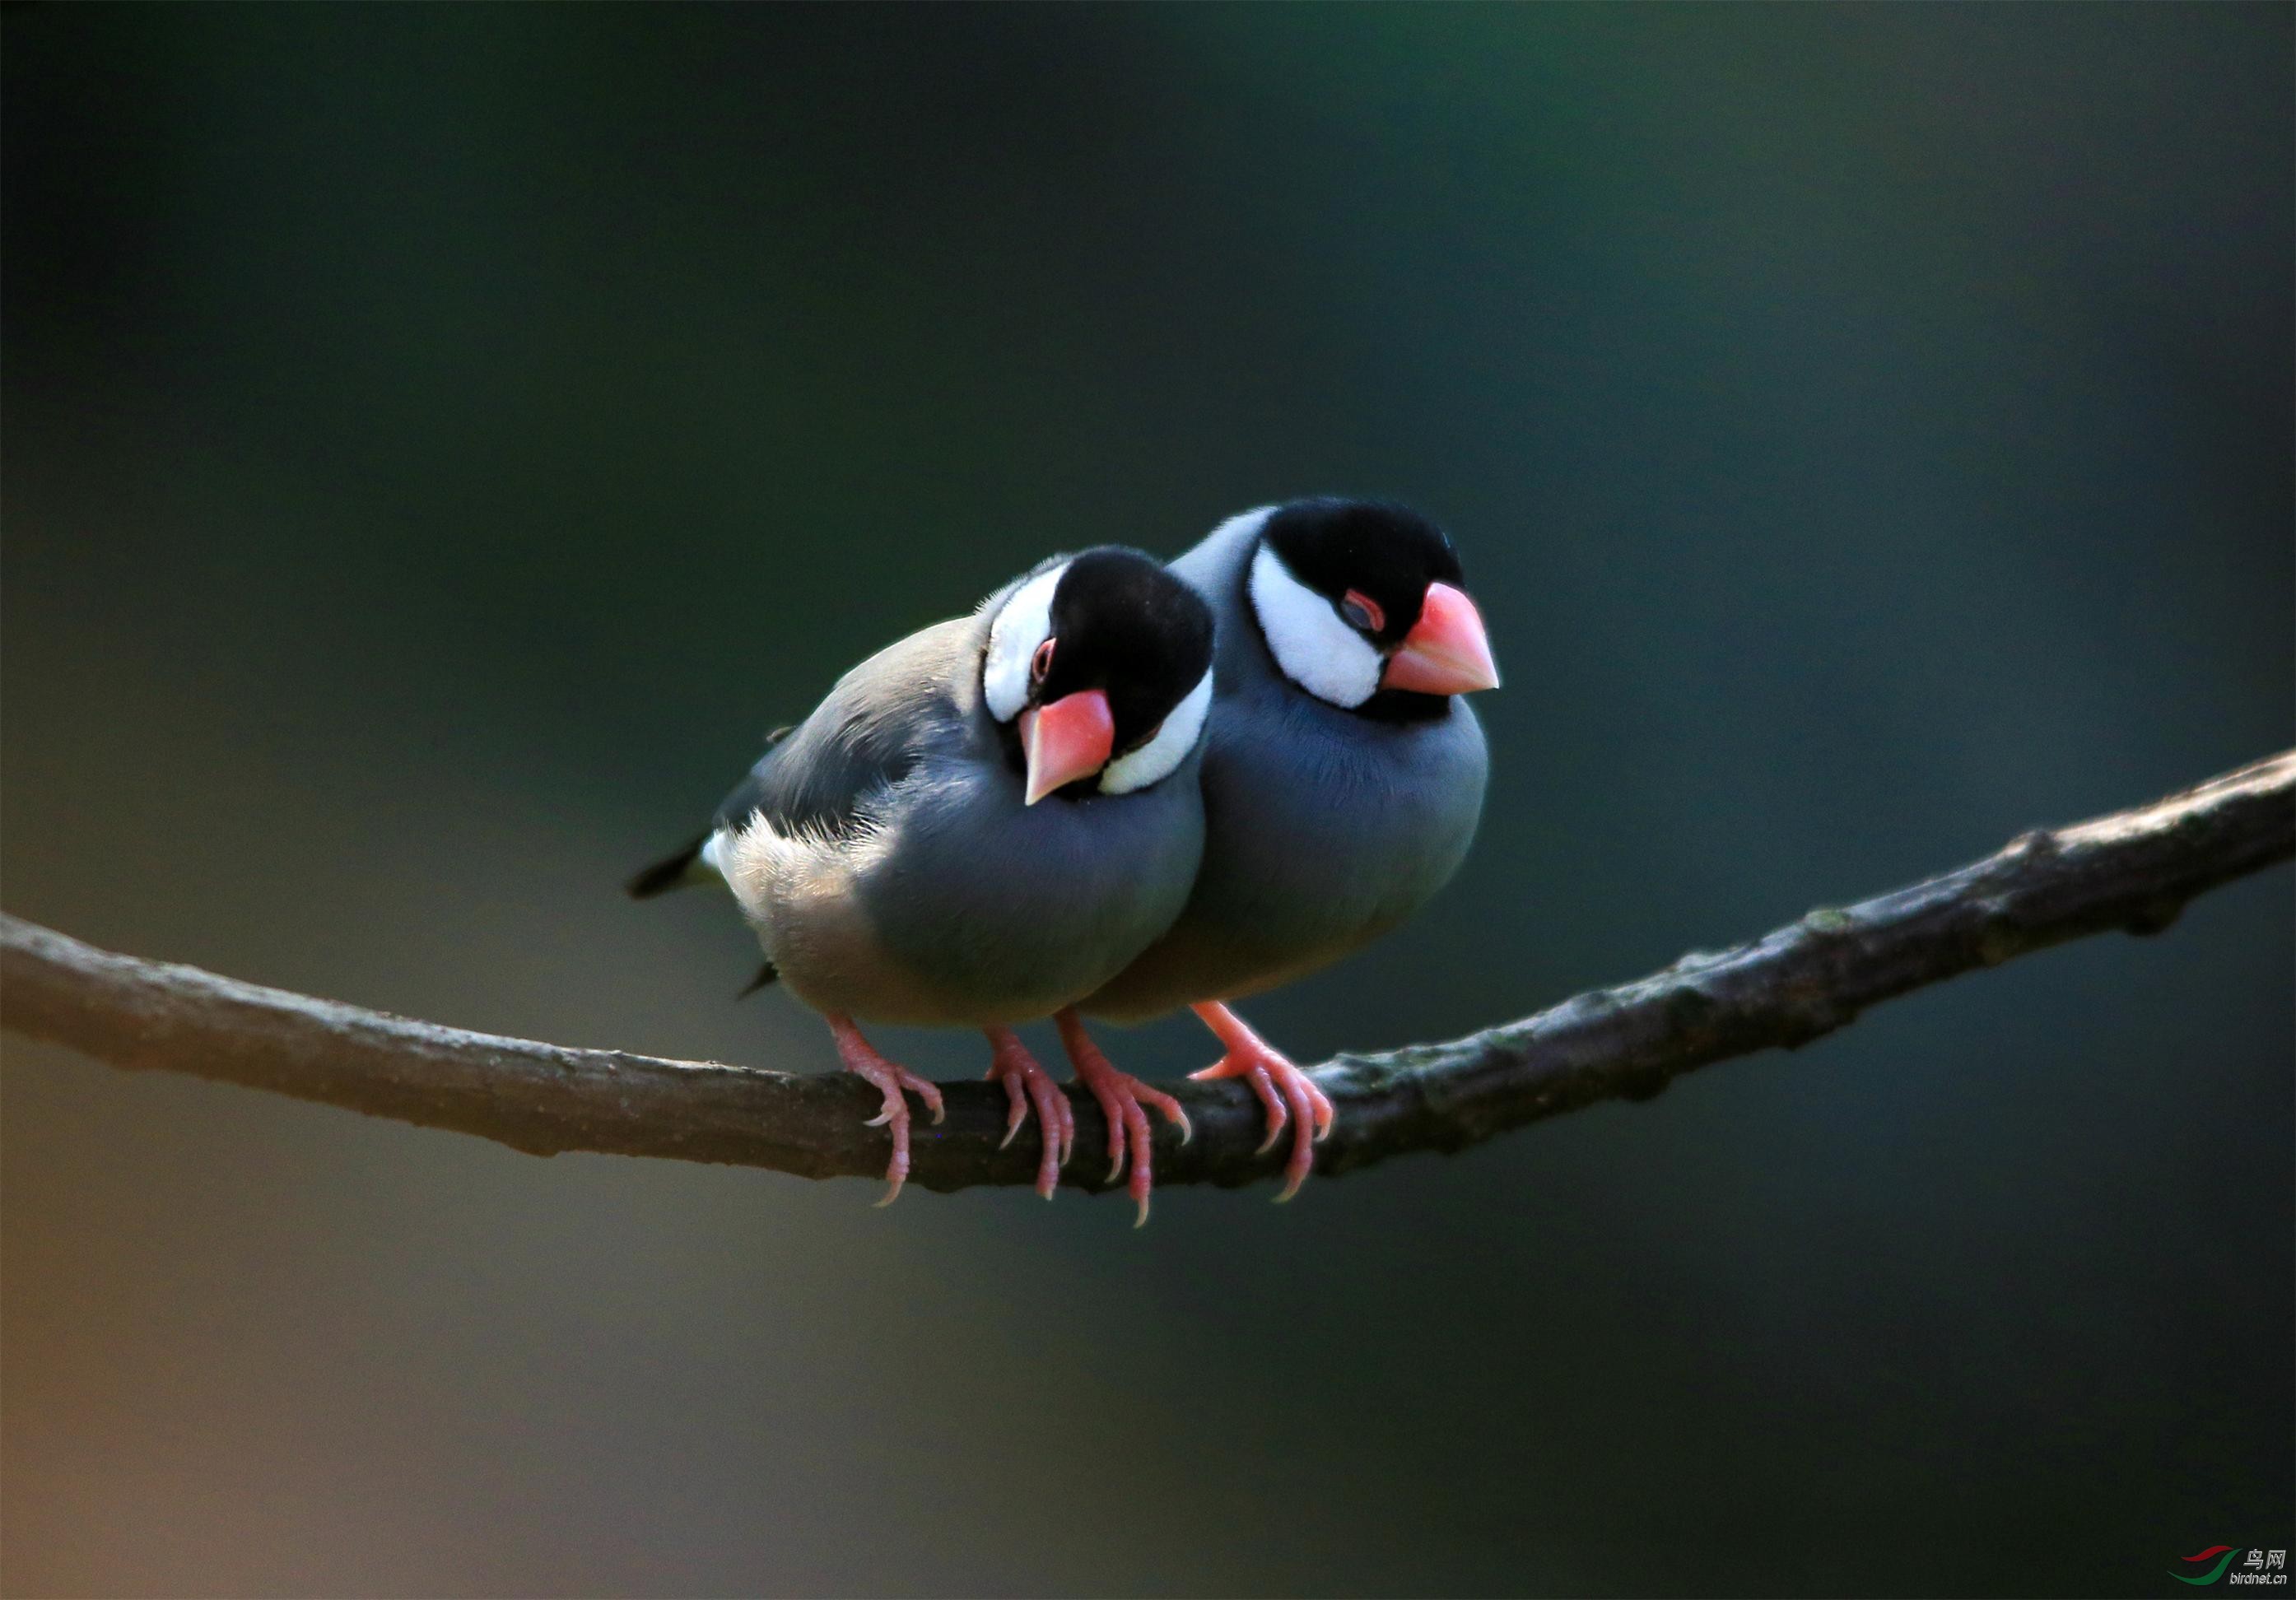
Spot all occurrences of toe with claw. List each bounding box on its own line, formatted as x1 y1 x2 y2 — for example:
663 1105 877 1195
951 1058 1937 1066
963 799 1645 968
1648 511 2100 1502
827 1015 944 1205
1187 1002 1334 1202
1054 1007 1190 1226
983 1026 1074 1198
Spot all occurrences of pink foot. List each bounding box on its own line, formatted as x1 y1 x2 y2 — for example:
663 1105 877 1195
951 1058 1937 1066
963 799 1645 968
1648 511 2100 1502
827 1015 945 1206
1054 1008 1190 1226
1187 1002 1334 1202
983 1026 1074 1199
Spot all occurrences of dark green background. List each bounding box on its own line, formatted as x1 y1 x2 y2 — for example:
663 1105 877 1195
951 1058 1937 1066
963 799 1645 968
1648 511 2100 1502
4 7 2289 1595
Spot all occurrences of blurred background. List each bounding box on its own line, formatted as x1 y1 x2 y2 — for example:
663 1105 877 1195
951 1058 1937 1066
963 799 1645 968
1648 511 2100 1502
3 7 2289 1596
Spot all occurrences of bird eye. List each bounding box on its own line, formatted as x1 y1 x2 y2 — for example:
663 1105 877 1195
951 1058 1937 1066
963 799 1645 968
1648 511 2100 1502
1030 638 1055 683
1340 589 1385 634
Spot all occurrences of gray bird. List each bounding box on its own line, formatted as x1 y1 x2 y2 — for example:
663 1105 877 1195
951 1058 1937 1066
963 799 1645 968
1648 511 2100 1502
1083 499 1500 1198
630 547 1217 1218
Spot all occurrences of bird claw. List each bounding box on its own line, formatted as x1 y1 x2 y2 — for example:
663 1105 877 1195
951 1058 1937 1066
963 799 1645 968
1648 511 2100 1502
829 1016 943 1205
985 1028 1074 1199
1187 1004 1333 1201
991 1060 1028 1149
1055 1008 1186 1225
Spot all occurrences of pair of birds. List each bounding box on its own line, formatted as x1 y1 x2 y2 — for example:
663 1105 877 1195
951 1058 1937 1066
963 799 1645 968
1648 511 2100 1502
630 498 1498 1222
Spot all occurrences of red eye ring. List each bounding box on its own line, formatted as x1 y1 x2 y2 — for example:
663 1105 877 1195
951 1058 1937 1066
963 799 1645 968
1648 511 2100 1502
1340 588 1386 634
1030 638 1055 682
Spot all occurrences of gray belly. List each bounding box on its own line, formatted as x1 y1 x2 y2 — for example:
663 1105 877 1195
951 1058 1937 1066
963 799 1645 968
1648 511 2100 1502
732 759 1206 1029
1084 695 1486 1021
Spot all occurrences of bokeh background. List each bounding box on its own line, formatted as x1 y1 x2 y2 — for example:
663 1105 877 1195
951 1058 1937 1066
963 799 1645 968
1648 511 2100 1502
3 7 2289 1596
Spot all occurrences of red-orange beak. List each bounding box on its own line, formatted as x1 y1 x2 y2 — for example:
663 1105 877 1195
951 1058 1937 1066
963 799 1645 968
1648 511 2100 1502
1382 581 1499 695
1019 689 1115 805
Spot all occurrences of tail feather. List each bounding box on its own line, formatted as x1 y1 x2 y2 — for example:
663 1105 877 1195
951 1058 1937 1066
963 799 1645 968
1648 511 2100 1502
625 834 711 900
736 959 779 998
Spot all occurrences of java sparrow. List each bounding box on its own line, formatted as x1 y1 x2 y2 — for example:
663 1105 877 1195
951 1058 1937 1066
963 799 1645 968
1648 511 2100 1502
630 547 1218 1218
1083 499 1500 1199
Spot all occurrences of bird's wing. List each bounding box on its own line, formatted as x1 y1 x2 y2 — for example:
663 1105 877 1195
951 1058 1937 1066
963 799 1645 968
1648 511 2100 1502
715 615 985 842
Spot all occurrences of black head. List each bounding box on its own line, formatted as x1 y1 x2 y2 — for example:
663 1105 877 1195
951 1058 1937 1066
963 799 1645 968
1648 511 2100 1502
1246 498 1491 721
1260 499 1465 649
981 547 1217 800
1038 547 1215 754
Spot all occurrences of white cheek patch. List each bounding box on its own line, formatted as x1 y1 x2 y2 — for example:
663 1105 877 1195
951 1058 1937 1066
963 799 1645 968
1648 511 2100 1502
1249 543 1382 708
982 561 1065 723
1100 669 1213 795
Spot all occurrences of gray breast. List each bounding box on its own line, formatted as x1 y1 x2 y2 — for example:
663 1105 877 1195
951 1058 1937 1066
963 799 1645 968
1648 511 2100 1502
852 748 1207 1025
1085 686 1484 1021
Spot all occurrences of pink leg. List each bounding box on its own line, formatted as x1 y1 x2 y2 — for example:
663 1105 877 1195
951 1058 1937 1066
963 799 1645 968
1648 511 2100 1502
1187 1002 1334 1202
1053 1008 1191 1228
827 1015 944 1207
982 1026 1074 1200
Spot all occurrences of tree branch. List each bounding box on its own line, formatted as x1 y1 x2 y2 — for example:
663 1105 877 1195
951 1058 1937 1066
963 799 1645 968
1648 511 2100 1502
3 752 2289 1196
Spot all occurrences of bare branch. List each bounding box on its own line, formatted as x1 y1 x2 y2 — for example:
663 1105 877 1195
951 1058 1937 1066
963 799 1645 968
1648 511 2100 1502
3 751 2289 1196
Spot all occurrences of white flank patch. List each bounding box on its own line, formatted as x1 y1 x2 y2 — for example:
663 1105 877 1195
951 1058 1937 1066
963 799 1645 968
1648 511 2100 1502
982 561 1065 723
1100 668 1213 794
1248 542 1381 708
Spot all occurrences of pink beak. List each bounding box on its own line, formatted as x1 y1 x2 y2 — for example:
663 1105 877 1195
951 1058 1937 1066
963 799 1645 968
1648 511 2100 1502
1020 689 1115 804
1382 581 1500 696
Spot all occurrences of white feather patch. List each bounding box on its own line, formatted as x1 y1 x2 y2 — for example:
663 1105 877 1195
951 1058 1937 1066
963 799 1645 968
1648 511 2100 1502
1208 504 1279 548
982 561 1065 723
1248 542 1381 708
1100 668 1213 795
